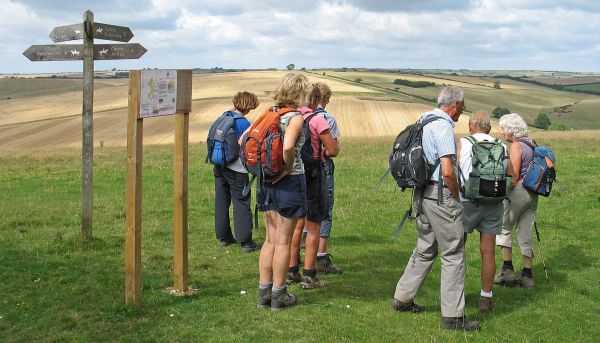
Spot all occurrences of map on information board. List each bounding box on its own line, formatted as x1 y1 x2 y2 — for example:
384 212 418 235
139 70 177 118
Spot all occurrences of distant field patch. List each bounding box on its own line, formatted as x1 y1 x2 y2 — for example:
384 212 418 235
0 78 87 100
528 76 600 86
563 82 600 92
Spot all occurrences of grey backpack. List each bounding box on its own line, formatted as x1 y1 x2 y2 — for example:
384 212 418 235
461 136 511 202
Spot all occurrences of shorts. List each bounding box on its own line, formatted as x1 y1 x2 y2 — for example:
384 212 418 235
461 200 503 235
258 174 306 218
305 170 329 222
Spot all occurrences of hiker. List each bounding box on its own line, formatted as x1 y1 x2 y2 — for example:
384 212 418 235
255 73 310 311
391 86 480 331
209 91 260 252
287 84 339 289
314 82 343 275
457 111 516 312
494 113 539 288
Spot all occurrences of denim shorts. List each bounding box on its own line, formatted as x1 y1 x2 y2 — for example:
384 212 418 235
258 174 307 218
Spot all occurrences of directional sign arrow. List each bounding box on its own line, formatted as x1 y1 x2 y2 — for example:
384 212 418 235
23 44 84 61
94 22 134 42
93 44 147 60
49 24 84 43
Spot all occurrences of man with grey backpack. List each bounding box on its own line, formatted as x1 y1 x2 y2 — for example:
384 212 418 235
391 86 480 331
457 111 516 313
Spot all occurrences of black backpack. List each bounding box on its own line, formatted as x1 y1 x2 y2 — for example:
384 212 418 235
206 111 243 166
389 116 442 190
300 113 322 178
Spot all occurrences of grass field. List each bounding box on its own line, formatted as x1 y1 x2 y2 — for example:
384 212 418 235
1 136 599 342
564 83 600 92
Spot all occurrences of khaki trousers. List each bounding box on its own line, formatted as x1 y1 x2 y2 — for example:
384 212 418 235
496 181 538 257
394 185 466 317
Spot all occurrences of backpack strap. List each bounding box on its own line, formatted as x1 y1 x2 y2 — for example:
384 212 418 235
517 138 536 150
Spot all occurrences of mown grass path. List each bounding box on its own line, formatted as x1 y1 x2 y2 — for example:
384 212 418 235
1 136 599 341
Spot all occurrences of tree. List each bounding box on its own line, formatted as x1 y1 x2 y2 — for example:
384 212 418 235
548 122 566 131
493 80 502 89
286 64 295 70
354 78 363 83
534 112 551 129
492 107 511 119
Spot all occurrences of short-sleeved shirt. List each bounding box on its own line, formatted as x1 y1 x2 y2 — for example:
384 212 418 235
458 132 508 202
279 110 305 175
224 111 251 173
315 106 340 139
299 106 330 160
420 108 457 181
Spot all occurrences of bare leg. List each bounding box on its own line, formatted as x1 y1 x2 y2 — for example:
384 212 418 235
272 214 298 287
480 232 496 293
259 211 277 285
501 246 512 262
289 218 305 268
304 219 320 270
523 255 532 269
318 236 328 254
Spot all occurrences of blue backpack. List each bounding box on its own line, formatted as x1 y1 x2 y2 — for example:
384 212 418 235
206 111 243 166
519 139 556 197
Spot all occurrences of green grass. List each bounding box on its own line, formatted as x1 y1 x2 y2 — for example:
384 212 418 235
1 136 599 342
0 78 110 100
564 83 600 92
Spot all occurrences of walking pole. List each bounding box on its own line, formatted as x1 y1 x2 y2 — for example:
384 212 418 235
534 222 549 282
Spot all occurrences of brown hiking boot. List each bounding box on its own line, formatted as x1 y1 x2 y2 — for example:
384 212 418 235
271 286 297 311
520 273 535 288
440 316 481 331
256 286 272 309
479 296 493 313
286 271 302 284
300 274 324 290
316 254 343 275
494 266 518 285
390 299 424 313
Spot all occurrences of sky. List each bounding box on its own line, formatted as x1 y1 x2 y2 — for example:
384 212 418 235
2 0 600 74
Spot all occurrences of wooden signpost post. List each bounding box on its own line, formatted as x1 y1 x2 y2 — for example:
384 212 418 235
125 69 193 307
23 10 147 240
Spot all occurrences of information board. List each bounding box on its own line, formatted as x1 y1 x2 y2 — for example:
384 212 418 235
139 69 178 118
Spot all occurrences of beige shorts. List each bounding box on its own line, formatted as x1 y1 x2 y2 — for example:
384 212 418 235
496 182 538 257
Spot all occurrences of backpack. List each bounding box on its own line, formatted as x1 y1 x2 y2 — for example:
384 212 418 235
389 116 442 190
240 107 297 179
300 113 321 178
461 136 511 202
206 111 243 166
518 139 556 197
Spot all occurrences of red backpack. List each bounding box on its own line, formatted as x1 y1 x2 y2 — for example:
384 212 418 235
240 106 297 179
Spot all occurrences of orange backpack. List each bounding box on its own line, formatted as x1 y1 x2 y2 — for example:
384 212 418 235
240 107 297 179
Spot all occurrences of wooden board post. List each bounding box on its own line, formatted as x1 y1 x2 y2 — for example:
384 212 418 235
125 70 193 306
125 70 143 307
81 10 94 240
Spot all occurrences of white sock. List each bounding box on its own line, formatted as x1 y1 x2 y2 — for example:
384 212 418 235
259 282 272 290
317 252 328 257
480 290 493 298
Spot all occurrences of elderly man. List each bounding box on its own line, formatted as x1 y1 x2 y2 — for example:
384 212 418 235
457 111 516 313
390 86 480 331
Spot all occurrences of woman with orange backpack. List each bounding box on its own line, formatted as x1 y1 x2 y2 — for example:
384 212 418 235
252 73 310 311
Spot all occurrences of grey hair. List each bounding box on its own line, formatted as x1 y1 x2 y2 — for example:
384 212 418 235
499 113 528 139
469 111 492 133
437 86 464 107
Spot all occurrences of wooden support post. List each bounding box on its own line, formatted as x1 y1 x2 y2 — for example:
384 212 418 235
173 112 189 292
82 10 94 239
125 70 143 307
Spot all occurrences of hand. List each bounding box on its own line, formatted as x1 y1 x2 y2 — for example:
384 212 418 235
268 169 289 184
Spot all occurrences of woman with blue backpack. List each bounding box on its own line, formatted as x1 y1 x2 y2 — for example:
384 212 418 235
207 91 260 252
494 113 540 288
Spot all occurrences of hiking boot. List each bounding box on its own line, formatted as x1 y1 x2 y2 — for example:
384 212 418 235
219 237 237 246
286 271 302 284
240 240 262 253
300 274 324 290
316 254 343 275
271 286 297 311
440 316 481 331
494 266 518 285
390 299 424 313
520 273 535 288
256 286 272 309
479 296 493 313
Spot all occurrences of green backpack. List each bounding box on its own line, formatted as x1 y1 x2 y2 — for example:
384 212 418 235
462 136 511 202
